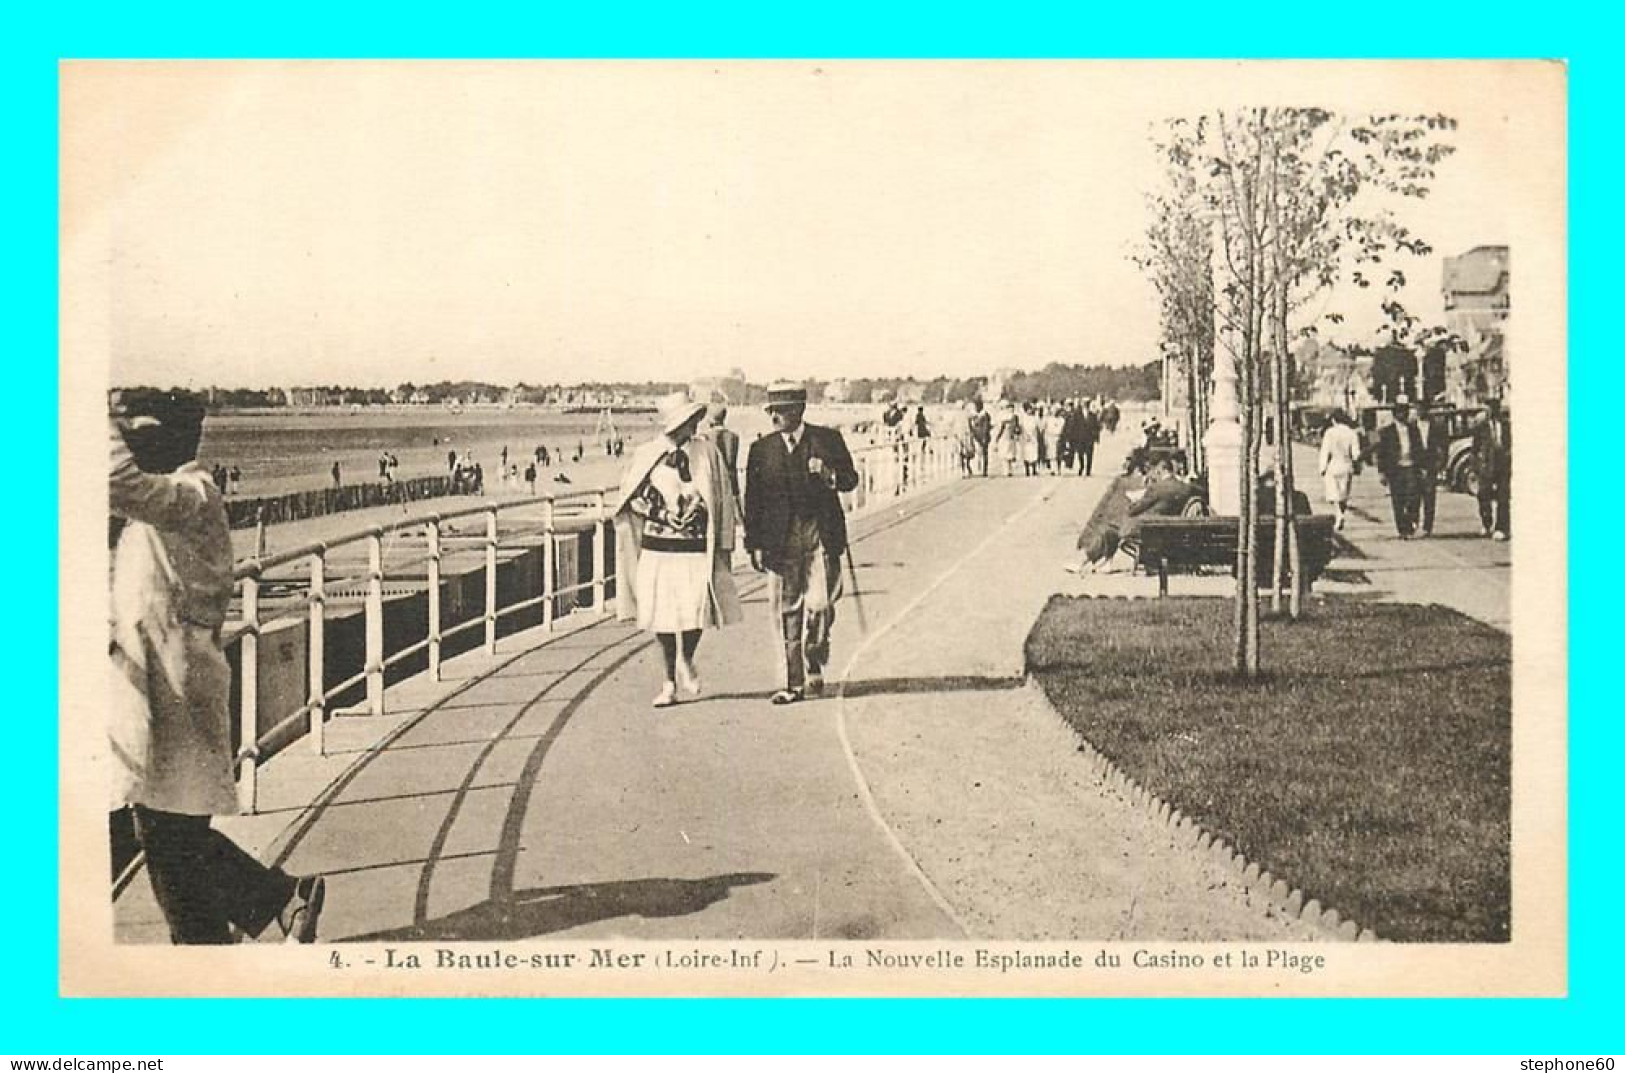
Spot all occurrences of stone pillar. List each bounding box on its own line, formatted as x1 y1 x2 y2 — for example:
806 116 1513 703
1205 354 1243 517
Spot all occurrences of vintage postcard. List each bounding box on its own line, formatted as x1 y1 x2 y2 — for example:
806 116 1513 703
59 59 1566 997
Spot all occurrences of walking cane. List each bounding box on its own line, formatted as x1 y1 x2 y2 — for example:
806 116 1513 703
844 545 869 635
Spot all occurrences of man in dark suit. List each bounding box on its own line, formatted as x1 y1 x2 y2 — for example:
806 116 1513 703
1071 404 1101 476
744 381 860 704
1375 394 1425 539
1473 397 1512 540
1415 397 1451 537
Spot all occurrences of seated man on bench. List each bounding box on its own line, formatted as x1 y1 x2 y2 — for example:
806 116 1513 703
1066 458 1200 574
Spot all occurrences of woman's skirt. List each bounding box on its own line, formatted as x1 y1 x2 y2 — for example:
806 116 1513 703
635 549 717 633
1322 469 1354 504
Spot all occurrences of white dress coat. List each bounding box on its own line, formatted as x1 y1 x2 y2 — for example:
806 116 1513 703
612 433 742 629
108 425 240 816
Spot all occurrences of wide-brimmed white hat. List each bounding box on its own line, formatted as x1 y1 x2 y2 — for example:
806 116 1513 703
657 391 708 436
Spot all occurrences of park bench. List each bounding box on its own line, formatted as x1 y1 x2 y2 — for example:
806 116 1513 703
1131 515 1338 597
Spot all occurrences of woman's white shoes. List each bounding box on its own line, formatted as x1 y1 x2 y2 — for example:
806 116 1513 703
655 664 700 708
676 659 702 697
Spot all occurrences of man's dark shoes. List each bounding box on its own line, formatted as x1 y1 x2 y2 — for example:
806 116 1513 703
769 689 803 705
279 875 326 943
805 674 825 698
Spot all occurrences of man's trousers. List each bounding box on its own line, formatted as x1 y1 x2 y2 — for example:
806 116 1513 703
129 805 296 944
767 518 844 691
1419 468 1439 535
1387 466 1422 536
1478 477 1511 536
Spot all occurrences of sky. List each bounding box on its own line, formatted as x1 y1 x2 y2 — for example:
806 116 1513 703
61 61 1547 390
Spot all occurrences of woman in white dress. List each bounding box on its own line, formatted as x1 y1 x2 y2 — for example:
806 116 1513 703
1019 403 1043 476
994 403 1023 477
1317 409 1364 531
614 393 742 707
1043 405 1067 473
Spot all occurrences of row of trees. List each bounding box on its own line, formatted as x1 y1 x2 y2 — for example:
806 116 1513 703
120 364 1166 412
1138 107 1459 676
834 364 1159 407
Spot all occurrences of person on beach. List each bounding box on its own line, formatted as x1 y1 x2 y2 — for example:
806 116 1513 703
109 389 326 944
614 392 742 709
331 461 341 488
1317 408 1363 531
744 381 860 705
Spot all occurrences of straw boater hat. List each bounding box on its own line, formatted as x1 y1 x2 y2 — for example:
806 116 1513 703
656 391 708 436
764 381 808 410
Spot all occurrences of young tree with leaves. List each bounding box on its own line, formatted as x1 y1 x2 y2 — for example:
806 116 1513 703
1145 107 1457 674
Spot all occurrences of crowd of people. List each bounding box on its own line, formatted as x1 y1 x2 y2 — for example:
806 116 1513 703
208 463 242 495
940 396 1122 478
1321 394 1512 542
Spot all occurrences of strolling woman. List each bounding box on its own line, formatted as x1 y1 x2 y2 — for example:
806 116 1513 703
613 392 742 707
1318 408 1364 531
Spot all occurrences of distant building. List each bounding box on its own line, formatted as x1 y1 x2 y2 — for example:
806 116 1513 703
1294 338 1374 411
286 387 342 407
823 378 852 404
984 368 1017 403
896 379 926 405
689 376 729 403
1442 245 1509 405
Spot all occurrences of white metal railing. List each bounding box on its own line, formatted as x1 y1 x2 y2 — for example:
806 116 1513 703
226 435 962 812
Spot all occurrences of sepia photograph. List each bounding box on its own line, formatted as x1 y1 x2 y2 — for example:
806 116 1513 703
58 59 1566 999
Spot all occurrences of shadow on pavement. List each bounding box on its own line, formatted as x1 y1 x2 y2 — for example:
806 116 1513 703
692 674 1026 705
342 872 775 942
837 674 1026 699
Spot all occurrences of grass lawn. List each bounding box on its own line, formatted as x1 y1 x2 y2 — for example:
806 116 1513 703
1025 596 1510 942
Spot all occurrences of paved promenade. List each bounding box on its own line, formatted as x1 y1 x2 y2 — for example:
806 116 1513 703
118 434 1507 945
118 437 1329 944
1320 445 1511 631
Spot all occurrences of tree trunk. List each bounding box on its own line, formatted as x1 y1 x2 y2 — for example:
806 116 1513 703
1245 277 1264 676
1271 342 1287 616
1269 143 1302 621
1185 341 1201 474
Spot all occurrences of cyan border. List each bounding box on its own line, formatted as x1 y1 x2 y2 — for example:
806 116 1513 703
14 1 1607 1053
